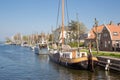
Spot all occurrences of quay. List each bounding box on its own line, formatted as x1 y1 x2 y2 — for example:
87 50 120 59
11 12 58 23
97 56 120 71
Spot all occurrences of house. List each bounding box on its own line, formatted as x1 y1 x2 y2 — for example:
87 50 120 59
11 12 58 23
53 26 71 44
79 33 88 42
85 22 120 51
99 23 120 51
85 25 104 47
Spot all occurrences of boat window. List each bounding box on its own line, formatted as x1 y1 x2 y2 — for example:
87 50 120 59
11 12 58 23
62 52 72 58
82 53 85 57
77 53 80 57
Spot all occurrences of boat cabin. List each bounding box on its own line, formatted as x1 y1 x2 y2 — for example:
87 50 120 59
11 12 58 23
61 50 87 59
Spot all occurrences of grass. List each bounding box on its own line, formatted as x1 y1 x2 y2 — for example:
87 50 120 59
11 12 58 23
80 49 120 58
68 42 84 48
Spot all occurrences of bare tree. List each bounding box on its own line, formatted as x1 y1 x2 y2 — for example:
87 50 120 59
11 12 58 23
94 18 99 54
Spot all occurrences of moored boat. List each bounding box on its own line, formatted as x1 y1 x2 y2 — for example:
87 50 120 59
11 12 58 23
49 0 98 70
34 43 48 54
49 45 98 70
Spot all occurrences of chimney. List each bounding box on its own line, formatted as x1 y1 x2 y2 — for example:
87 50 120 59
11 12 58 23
118 23 120 26
109 21 113 25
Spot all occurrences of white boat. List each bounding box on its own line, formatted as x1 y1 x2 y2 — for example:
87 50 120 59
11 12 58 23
34 44 40 54
34 43 48 54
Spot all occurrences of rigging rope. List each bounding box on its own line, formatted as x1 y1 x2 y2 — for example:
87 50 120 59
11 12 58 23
56 0 60 28
55 0 70 44
56 0 70 28
65 0 70 25
65 0 70 44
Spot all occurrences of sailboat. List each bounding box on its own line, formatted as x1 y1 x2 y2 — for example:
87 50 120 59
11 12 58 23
49 0 98 70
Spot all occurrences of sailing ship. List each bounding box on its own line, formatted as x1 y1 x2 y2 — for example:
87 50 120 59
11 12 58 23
49 0 98 70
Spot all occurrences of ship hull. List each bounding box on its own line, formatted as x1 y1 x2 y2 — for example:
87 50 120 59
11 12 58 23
60 61 88 69
49 54 98 70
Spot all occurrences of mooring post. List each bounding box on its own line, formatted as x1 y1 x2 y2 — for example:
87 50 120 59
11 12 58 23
105 59 110 71
88 43 94 72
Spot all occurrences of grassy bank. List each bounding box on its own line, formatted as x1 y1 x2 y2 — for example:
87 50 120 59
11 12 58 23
81 49 120 58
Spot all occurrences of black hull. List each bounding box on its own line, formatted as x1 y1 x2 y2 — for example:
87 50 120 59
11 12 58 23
49 55 97 70
60 61 88 70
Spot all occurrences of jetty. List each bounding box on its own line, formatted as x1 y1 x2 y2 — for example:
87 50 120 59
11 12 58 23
97 56 120 71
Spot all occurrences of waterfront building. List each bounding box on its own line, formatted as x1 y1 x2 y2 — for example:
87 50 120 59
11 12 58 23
85 22 120 51
85 24 104 47
99 23 120 51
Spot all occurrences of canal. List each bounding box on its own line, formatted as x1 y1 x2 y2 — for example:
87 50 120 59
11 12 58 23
0 44 120 80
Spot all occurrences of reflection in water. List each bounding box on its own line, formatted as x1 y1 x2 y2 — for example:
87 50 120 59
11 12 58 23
48 60 120 80
105 71 110 80
50 62 92 80
0 45 120 80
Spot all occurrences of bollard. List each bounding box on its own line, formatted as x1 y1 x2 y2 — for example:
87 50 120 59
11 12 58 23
105 59 110 71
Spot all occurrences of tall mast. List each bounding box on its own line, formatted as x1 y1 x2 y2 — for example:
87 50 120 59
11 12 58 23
62 0 64 45
51 26 54 44
76 13 80 52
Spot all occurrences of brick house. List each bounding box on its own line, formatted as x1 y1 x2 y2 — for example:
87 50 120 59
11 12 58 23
85 25 104 47
99 23 120 51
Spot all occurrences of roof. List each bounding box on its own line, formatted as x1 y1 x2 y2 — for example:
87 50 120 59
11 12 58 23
86 23 120 40
106 24 120 40
87 25 104 39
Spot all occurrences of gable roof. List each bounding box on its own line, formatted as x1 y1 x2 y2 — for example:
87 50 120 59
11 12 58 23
105 24 120 40
87 25 104 39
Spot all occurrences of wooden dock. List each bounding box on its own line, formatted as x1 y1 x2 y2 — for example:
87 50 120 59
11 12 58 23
97 56 120 71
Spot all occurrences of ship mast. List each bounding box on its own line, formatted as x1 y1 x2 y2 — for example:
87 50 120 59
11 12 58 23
62 0 64 45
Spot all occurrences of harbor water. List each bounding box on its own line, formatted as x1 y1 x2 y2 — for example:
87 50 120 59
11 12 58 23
0 44 120 80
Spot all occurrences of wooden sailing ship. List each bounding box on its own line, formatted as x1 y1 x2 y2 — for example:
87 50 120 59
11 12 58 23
49 0 98 70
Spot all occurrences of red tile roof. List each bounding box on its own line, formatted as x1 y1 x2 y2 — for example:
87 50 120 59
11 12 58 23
106 24 120 40
87 25 104 39
87 23 120 41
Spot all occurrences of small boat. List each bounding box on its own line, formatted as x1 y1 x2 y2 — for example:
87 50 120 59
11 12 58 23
21 42 29 47
34 43 48 54
34 44 40 54
49 0 98 70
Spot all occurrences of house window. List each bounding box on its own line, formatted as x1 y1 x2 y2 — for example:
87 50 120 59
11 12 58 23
117 43 119 48
108 41 110 44
113 32 118 36
103 33 108 37
116 41 119 48
105 41 107 48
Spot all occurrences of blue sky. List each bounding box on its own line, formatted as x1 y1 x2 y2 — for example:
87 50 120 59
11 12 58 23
0 0 120 41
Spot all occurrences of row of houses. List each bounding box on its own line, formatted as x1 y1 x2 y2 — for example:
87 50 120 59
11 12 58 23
85 22 120 51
